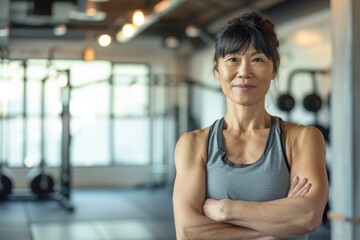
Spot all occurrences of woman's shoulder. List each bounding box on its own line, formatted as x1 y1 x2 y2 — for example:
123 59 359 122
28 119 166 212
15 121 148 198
281 120 326 166
177 127 210 147
174 127 211 165
282 120 325 145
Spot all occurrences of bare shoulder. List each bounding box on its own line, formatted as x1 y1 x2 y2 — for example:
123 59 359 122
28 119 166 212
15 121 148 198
283 121 326 164
176 127 210 146
283 121 325 144
175 127 210 166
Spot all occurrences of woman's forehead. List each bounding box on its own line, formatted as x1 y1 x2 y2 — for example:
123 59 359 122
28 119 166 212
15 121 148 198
225 43 263 55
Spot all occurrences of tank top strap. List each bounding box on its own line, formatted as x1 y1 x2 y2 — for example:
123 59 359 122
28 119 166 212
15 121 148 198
273 116 291 171
206 118 225 164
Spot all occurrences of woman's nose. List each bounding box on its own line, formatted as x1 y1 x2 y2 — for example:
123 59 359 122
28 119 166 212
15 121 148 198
237 61 253 79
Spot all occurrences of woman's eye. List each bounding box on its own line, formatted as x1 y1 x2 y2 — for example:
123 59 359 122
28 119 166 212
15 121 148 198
253 57 263 62
226 57 237 62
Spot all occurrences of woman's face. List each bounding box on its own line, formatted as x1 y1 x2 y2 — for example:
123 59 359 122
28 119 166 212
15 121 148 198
214 43 275 107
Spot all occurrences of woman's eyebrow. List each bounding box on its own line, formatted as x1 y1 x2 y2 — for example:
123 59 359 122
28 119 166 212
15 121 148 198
250 51 263 56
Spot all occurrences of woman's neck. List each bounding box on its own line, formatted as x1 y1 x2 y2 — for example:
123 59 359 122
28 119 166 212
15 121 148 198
224 107 271 132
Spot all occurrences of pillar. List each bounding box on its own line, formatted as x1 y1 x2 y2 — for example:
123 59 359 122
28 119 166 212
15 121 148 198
330 0 360 239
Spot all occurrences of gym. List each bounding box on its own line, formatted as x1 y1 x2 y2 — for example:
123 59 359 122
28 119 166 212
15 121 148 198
0 0 358 239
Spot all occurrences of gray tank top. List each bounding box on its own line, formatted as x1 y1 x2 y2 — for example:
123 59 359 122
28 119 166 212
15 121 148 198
206 116 308 240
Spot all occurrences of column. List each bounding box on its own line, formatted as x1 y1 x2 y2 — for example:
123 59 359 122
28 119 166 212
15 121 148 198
330 0 360 239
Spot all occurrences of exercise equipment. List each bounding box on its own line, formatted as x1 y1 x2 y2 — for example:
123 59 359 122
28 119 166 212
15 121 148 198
302 72 322 112
277 93 295 113
25 68 73 210
15 66 73 211
27 56 55 198
301 71 329 143
277 70 302 114
0 113 14 200
0 46 14 200
0 113 14 201
0 167 14 200
277 69 330 143
59 69 72 206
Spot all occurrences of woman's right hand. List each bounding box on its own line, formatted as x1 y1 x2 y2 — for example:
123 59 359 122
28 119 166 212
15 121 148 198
287 176 312 197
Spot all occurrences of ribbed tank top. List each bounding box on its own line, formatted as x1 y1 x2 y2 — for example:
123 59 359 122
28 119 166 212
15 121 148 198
206 116 308 240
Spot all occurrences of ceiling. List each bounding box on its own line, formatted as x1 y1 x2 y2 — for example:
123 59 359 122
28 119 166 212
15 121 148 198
1 0 330 49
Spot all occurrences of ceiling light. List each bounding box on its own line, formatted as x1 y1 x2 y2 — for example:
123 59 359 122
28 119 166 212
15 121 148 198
98 34 112 47
123 24 136 37
185 25 200 38
86 7 97 16
115 0 185 43
116 23 137 43
164 36 180 49
132 9 145 26
83 45 96 61
292 29 322 46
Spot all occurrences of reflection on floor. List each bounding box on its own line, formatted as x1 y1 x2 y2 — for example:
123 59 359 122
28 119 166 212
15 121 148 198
0 187 330 240
0 188 175 240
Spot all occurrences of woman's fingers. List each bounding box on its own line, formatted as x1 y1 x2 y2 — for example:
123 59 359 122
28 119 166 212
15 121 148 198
288 176 299 194
298 182 312 196
288 176 311 197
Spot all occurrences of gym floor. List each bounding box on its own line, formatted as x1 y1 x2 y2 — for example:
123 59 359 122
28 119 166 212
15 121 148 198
0 187 331 240
0 187 175 240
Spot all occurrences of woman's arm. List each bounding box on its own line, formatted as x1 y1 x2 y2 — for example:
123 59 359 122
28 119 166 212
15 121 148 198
202 126 329 238
173 131 279 240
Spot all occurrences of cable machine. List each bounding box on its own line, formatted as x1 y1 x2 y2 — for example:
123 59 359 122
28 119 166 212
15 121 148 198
0 46 15 200
27 56 55 198
0 49 74 211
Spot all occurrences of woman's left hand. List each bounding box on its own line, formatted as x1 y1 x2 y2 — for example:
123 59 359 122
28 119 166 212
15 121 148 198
203 198 229 222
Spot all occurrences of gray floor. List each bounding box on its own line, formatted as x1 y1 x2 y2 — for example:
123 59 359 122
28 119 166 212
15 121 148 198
0 187 176 240
0 187 331 240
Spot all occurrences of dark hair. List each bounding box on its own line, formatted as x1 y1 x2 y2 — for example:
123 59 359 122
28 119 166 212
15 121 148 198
213 11 280 75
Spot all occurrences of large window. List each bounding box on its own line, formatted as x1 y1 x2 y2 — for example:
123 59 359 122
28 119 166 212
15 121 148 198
0 59 153 167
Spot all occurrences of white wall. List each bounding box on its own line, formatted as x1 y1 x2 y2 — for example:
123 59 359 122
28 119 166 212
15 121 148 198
188 46 225 128
9 166 156 189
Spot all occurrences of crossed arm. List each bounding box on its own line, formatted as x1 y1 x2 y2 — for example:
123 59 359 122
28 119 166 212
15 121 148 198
173 131 278 240
202 177 317 238
173 126 328 239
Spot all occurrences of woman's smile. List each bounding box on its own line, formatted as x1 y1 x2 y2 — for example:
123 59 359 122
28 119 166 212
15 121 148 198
232 83 256 91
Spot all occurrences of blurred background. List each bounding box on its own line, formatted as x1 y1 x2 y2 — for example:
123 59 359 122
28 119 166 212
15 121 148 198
0 0 359 239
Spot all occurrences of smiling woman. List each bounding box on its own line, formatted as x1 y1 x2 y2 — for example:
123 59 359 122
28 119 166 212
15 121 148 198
214 43 275 107
173 11 328 240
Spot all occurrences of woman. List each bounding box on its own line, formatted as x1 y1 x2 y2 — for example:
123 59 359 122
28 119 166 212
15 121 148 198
173 12 328 239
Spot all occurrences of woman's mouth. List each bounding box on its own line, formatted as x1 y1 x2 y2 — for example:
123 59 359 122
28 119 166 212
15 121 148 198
232 83 256 90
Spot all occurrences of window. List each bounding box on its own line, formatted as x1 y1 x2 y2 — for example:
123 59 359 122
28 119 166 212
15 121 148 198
1 59 152 167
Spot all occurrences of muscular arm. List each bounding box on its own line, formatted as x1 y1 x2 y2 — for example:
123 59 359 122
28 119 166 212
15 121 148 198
203 126 328 238
173 131 277 240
